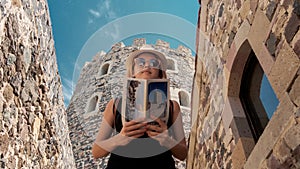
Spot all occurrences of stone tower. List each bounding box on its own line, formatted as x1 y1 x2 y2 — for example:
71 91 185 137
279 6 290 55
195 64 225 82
187 0 300 169
66 38 195 168
0 0 75 168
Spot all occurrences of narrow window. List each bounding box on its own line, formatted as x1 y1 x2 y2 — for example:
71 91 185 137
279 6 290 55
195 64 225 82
240 51 279 142
100 63 110 75
260 74 279 119
167 59 175 70
179 91 190 107
87 96 98 112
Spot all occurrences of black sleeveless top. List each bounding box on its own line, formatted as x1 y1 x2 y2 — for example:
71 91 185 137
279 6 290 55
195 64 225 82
106 98 176 169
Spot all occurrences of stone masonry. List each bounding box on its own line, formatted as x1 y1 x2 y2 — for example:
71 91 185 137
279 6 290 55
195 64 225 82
66 38 195 168
187 0 300 169
0 0 75 168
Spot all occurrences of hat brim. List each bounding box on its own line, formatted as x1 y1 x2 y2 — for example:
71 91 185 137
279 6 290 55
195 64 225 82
126 49 167 72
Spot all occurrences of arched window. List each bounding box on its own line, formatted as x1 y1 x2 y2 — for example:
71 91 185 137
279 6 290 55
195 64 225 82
240 51 279 142
87 96 98 112
178 91 190 107
167 59 175 70
100 63 110 76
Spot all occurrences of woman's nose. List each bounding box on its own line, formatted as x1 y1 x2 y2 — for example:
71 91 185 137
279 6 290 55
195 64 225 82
144 62 151 68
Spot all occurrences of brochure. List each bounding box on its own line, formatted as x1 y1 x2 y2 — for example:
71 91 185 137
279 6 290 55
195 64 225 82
121 78 170 125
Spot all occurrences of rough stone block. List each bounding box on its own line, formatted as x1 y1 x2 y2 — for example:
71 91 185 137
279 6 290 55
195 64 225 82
232 137 255 169
273 7 288 38
248 8 271 58
269 40 300 99
273 139 292 163
281 0 294 9
0 133 9 153
234 20 251 50
230 117 253 141
289 74 300 107
267 155 282 169
284 122 300 150
223 128 233 146
266 32 278 56
292 145 300 165
259 159 268 169
227 97 246 117
256 40 275 75
239 0 250 20
285 12 300 43
266 1 277 21
32 117 41 141
291 29 300 57
3 84 14 103
0 93 4 113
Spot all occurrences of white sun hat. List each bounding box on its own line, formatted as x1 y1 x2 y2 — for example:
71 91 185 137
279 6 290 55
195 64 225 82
125 45 168 77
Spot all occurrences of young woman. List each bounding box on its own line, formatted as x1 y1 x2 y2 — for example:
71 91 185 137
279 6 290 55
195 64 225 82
92 46 187 169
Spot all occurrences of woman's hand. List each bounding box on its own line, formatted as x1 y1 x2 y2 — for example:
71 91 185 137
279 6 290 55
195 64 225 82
146 116 175 148
120 120 147 138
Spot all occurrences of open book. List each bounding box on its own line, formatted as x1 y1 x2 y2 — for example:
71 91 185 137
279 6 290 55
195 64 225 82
121 78 170 125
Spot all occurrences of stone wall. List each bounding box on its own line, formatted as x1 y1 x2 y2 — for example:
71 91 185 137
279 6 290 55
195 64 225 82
67 39 195 168
187 0 299 169
0 0 75 168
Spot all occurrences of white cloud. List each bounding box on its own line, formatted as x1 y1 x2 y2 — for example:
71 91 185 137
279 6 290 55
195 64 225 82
89 9 101 18
88 0 117 24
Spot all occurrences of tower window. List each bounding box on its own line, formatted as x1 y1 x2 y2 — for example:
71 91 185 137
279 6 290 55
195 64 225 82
240 51 279 142
167 59 175 70
178 91 190 107
260 75 279 119
87 96 99 112
100 63 110 76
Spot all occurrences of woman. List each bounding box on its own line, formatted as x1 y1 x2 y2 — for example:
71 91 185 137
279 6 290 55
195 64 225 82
92 45 187 169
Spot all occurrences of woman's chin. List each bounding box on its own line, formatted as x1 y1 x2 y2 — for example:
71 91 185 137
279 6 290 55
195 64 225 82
137 76 152 80
135 72 157 79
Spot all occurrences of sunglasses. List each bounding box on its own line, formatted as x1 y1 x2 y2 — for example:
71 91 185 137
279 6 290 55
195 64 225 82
134 58 161 69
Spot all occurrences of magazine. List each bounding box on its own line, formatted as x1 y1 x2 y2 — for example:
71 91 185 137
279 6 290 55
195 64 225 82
121 78 170 125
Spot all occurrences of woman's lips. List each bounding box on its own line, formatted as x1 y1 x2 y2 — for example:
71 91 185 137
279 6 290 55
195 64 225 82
138 69 152 74
141 70 151 74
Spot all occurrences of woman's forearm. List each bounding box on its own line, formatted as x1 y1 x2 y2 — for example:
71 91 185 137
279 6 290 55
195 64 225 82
92 134 132 159
92 142 110 158
170 139 187 160
165 137 187 161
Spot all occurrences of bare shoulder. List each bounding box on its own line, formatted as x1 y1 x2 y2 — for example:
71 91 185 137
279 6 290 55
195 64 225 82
170 100 181 118
170 100 180 110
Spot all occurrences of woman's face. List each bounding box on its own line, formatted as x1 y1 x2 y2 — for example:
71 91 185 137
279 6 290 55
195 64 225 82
133 53 161 79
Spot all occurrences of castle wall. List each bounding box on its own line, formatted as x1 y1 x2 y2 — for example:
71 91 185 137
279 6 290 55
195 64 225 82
187 0 300 168
67 38 195 168
0 0 75 168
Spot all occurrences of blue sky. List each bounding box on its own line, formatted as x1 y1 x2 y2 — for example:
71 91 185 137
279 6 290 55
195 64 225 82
48 0 200 106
